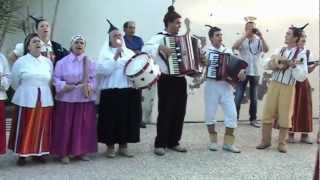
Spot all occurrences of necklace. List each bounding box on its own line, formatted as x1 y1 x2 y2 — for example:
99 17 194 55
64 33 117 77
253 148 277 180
248 38 260 55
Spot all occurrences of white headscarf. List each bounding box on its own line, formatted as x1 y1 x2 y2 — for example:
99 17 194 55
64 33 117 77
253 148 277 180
70 34 86 47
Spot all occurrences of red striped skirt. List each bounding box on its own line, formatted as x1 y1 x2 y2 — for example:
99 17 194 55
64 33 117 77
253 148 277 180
8 100 53 157
291 79 313 132
0 101 5 154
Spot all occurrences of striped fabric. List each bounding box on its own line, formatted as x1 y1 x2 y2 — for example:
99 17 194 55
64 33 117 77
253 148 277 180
0 101 5 154
271 47 302 86
271 69 296 86
8 102 53 157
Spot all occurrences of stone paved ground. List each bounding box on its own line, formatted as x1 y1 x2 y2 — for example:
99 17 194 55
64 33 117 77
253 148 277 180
0 120 318 180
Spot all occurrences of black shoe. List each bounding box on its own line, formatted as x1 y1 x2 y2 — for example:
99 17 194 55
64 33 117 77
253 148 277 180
17 157 27 166
31 156 47 163
250 120 260 128
140 122 146 128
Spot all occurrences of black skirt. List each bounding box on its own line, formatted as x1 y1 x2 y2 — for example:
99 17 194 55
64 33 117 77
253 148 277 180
97 88 141 145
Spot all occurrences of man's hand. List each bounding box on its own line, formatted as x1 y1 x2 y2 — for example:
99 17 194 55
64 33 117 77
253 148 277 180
114 47 123 60
308 63 318 73
200 53 208 66
255 28 263 38
82 84 92 98
238 69 246 81
63 84 75 92
159 45 172 60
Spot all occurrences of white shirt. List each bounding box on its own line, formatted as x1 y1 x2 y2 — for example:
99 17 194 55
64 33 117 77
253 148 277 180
11 53 53 107
96 44 135 90
265 47 308 86
142 32 168 74
238 36 263 76
0 53 10 100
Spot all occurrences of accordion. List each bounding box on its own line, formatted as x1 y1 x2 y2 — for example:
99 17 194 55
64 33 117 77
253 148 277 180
206 50 248 84
162 34 202 76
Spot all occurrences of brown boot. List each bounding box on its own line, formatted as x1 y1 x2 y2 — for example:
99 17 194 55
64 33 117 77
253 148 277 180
207 125 218 151
223 127 241 153
256 123 272 149
278 128 289 153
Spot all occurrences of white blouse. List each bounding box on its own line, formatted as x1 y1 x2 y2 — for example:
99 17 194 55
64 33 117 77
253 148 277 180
96 45 135 90
0 53 10 100
11 53 53 107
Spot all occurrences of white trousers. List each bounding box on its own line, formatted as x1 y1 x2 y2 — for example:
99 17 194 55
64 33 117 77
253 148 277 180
141 84 157 123
204 79 237 128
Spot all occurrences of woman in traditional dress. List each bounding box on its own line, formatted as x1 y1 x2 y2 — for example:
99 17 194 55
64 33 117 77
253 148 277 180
0 52 10 155
96 20 140 158
51 35 97 164
8 33 54 166
288 30 318 143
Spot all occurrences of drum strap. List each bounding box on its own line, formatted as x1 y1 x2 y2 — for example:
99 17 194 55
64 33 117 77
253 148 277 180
306 49 310 62
157 32 172 71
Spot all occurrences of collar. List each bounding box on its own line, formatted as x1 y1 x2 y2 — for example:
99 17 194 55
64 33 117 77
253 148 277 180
40 40 52 47
210 44 226 52
162 30 175 36
27 53 42 61
124 34 136 39
70 53 85 62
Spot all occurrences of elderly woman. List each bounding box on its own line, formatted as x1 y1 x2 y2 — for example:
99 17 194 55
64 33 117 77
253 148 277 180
96 20 141 158
0 52 10 155
51 35 97 164
8 33 53 166
10 16 68 65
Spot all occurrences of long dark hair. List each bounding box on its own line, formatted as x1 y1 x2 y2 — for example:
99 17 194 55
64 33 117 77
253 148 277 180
23 33 40 55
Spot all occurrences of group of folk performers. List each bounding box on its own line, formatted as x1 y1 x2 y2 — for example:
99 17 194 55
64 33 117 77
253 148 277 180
0 5 317 168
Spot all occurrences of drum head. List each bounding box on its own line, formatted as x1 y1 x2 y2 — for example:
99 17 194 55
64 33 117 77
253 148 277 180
125 54 149 76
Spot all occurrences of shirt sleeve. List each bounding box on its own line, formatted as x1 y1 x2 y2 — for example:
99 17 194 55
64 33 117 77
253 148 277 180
142 35 162 59
88 60 97 90
53 60 67 93
10 58 22 90
291 50 308 82
0 54 10 90
13 43 24 57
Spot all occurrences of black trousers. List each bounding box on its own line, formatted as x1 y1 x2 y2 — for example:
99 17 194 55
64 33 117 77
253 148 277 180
154 74 187 148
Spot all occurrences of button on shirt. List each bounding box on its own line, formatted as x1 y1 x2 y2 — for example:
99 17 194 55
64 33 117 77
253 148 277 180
11 53 53 107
